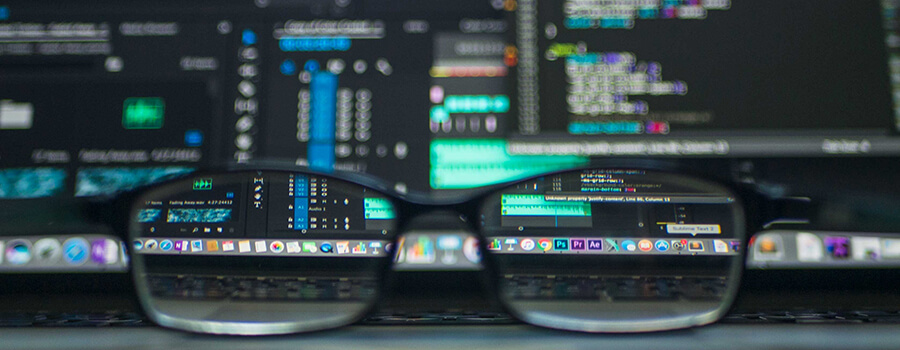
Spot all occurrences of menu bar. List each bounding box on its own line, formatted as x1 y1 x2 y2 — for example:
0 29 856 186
487 236 740 256
748 230 900 269
133 237 390 258
0 234 128 273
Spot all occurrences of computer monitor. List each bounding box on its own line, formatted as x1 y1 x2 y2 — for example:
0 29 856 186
0 0 897 198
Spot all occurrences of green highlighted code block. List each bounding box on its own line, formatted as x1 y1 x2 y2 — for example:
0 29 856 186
123 97 165 129
430 139 588 189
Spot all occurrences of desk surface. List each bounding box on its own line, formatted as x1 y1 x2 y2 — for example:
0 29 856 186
2 324 900 350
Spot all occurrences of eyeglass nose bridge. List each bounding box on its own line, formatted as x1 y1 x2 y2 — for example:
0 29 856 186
394 209 473 232
389 209 486 269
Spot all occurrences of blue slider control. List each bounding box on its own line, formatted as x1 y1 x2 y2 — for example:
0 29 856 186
309 72 337 173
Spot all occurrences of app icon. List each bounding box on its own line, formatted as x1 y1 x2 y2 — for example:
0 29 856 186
882 238 900 259
320 242 334 253
222 241 235 252
269 241 285 253
302 241 318 253
463 237 481 263
796 233 823 261
369 242 383 254
571 239 586 250
190 240 203 252
62 238 89 265
132 240 144 251
172 240 184 251
688 241 704 252
92 239 119 264
520 239 536 251
255 241 267 253
605 239 619 251
121 243 129 266
392 238 407 264
286 241 301 253
352 242 367 254
206 240 219 252
824 236 850 259
504 238 518 251
654 240 670 252
406 236 435 263
713 240 729 253
336 241 350 254
758 237 779 253
238 240 251 253
391 238 406 263
851 237 880 261
5 240 32 266
434 240 455 263
437 235 462 251
621 240 637 252
33 238 62 263
102 239 120 263
881 238 900 259
487 238 502 251
753 234 783 261
671 239 686 251
158 240 173 251
391 237 406 263
729 241 741 252
638 240 653 252
553 239 569 251
145 239 159 250
587 240 603 250
538 239 552 252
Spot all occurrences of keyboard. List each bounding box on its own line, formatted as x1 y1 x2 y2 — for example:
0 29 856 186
146 274 378 301
501 275 727 301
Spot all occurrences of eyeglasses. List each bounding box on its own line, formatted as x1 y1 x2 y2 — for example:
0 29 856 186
106 166 797 335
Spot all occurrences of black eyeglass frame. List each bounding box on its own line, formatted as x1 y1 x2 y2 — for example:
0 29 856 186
82 162 805 335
